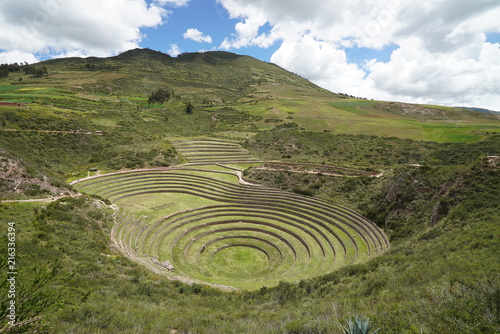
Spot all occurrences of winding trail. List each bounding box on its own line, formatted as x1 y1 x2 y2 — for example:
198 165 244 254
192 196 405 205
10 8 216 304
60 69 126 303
1 193 81 203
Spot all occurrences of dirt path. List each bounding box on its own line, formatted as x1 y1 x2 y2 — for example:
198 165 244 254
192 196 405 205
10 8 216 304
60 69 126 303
255 166 386 178
1 193 81 203
0 128 102 135
68 166 183 186
255 166 353 177
235 170 264 186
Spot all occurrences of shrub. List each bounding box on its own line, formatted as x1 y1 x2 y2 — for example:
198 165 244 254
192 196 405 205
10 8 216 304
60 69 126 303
341 315 380 334
185 102 194 114
292 187 314 196
148 88 174 105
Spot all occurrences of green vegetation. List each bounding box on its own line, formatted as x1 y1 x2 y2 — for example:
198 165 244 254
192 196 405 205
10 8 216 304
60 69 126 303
2 161 498 333
184 101 194 114
243 130 500 168
342 315 380 334
148 87 174 105
1 49 499 333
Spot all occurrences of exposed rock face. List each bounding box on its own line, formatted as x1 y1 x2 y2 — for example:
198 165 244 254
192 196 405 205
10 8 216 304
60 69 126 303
0 152 69 198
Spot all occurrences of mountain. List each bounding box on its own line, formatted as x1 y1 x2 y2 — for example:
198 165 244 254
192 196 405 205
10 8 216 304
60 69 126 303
0 49 499 333
39 48 324 101
4 48 498 143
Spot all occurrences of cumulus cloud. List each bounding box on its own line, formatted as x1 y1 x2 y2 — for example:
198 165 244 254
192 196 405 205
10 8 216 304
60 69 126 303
271 35 371 96
183 28 212 43
167 43 181 57
220 16 280 49
0 0 170 62
218 0 500 109
0 50 38 64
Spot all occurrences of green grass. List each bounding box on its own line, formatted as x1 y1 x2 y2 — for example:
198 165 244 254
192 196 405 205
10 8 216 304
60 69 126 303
116 192 220 220
243 130 500 169
231 88 500 141
0 85 24 92
211 246 270 276
328 100 375 114
420 123 486 142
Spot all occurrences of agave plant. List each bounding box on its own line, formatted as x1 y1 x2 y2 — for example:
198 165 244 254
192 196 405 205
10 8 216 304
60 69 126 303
341 314 381 334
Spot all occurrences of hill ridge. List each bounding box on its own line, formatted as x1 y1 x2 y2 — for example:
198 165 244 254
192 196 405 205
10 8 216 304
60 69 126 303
35 48 323 100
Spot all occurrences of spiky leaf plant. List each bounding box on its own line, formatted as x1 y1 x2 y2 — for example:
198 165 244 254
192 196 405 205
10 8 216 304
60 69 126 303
341 315 381 334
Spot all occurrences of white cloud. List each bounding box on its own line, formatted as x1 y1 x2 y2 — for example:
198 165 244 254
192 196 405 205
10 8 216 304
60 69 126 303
218 0 500 110
154 0 190 7
0 0 169 61
167 44 181 57
220 17 281 50
0 50 39 64
271 35 371 96
183 28 212 43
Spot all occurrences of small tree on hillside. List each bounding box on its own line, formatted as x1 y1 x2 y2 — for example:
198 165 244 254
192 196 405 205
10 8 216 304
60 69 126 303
148 88 174 105
30 66 48 78
185 102 194 114
202 98 213 107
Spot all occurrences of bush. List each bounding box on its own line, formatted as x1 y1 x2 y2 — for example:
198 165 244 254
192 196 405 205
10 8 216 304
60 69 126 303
292 187 314 196
185 102 194 114
148 88 174 105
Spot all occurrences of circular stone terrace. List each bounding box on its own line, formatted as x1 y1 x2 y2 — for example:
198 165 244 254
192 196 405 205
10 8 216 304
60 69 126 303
72 138 389 290
74 170 388 289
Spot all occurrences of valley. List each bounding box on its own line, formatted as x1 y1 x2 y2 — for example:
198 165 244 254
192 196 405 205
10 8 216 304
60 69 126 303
0 49 499 333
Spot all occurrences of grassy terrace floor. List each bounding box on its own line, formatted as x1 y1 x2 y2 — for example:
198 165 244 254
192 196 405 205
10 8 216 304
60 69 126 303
74 166 388 290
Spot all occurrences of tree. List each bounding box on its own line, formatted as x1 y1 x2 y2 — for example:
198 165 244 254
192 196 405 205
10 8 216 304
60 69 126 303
23 65 34 75
185 101 194 114
32 69 44 78
25 66 48 78
0 63 20 74
0 69 8 79
148 88 174 105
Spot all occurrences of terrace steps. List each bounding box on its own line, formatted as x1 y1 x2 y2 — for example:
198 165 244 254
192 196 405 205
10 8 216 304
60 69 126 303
75 167 389 289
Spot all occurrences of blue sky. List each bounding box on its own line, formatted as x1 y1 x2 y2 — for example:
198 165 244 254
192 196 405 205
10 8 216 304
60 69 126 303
140 0 401 65
141 0 279 60
140 0 405 79
486 32 500 44
1 0 500 110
